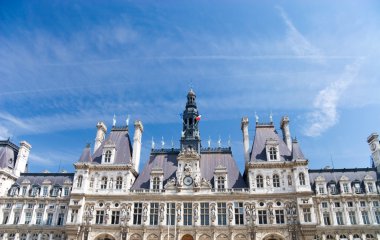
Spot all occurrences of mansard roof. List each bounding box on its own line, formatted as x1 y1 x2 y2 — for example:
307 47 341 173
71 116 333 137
78 144 92 163
0 139 19 169
250 123 292 162
15 173 74 186
291 139 305 160
131 148 247 189
91 126 133 164
308 167 378 185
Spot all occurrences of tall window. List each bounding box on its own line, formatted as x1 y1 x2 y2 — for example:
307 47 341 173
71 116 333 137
234 202 244 225
349 211 357 224
42 186 48 196
343 183 349 193
133 203 142 225
150 203 159 225
31 187 39 197
269 147 277 160
258 210 267 224
77 176 83 188
2 213 9 224
20 234 27 240
104 150 112 163
183 202 192 225
64 187 69 196
354 183 361 193
31 234 38 240
96 210 104 224
101 177 108 189
367 183 374 193
111 211 120 224
46 213 53 225
152 177 160 190
116 177 123 189
71 210 78 223
24 212 32 224
275 210 285 224
22 186 27 196
217 203 227 225
336 212 344 225
200 203 209 226
366 235 375 240
57 213 64 225
330 184 337 194
299 173 305 186
318 185 325 194
361 211 370 224
273 174 280 188
303 208 311 222
217 177 225 189
36 212 42 225
256 175 264 188
52 187 59 197
375 211 380 224
13 213 20 224
166 203 175 225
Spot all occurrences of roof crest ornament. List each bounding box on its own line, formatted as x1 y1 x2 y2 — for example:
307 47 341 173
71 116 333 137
208 136 211 148
113 114 116 127
126 114 130 126
269 111 273 124
255 112 259 123
151 137 155 149
228 135 231 148
218 135 221 148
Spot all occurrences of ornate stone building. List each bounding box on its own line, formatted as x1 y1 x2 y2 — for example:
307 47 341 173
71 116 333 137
0 90 379 240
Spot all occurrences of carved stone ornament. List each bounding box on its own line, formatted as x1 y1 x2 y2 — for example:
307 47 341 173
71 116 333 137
177 148 200 161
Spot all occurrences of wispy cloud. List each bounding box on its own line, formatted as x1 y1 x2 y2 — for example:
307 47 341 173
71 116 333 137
303 61 362 137
0 126 11 139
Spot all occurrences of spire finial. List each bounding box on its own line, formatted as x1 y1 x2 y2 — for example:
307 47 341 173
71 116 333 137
255 112 259 123
218 135 221 148
208 136 211 148
151 137 155 149
161 136 165 148
113 114 116 127
269 112 273 123
228 135 231 148
126 114 130 126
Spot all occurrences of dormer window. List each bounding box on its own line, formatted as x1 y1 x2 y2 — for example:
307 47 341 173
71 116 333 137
104 150 112 163
217 176 226 189
150 167 164 190
152 177 160 190
51 187 60 197
265 139 280 161
10 187 18 196
102 140 116 164
30 186 39 197
367 182 374 193
269 147 277 160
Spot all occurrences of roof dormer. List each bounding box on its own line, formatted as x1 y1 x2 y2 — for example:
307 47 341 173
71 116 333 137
102 139 116 164
214 165 228 190
265 138 280 161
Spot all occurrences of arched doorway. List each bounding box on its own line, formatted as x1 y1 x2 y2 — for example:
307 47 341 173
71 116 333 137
182 234 194 240
263 233 285 240
95 233 116 240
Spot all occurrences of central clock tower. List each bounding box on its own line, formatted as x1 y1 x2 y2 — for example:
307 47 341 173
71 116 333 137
177 89 202 188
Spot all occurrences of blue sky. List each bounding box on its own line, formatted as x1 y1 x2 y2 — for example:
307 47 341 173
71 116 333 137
1 0 380 173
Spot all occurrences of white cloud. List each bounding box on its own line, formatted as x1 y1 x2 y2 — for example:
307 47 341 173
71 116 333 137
303 61 362 137
0 126 11 139
28 153 55 166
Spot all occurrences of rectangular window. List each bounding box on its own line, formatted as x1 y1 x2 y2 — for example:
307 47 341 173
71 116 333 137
362 211 370 224
275 210 285 224
13 213 20 224
150 203 159 225
166 203 175 225
319 186 325 194
347 202 353 207
43 186 48 196
71 210 78 223
2 214 9 224
96 210 104 224
354 183 361 193
36 212 42 225
373 201 379 207
133 203 142 225
183 202 192 226
349 211 357 225
57 213 64 225
343 183 349 193
27 203 33 209
258 210 267 224
323 212 330 225
22 186 27 196
335 202 340 208
336 212 344 225
234 202 244 225
24 212 32 224
6 203 12 209
330 184 337 194
368 183 374 193
217 203 227 225
303 208 311 223
322 202 328 208
200 203 209 226
64 187 69 196
374 211 380 224
38 203 45 209
46 213 53 225
111 211 120 224
360 201 366 207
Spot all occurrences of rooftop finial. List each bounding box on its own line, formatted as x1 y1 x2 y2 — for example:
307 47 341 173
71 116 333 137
113 114 116 127
171 137 174 148
151 137 155 149
269 112 273 123
255 112 259 123
228 135 231 147
126 114 130 126
161 136 165 148
218 135 221 148
208 136 211 148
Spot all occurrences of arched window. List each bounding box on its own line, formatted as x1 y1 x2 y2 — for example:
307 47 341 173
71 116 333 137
326 235 334 240
152 177 160 190
273 174 280 188
104 150 112 163
217 176 225 189
269 147 277 160
256 175 263 188
353 234 361 240
339 235 347 240
299 173 306 186
116 177 123 189
20 234 27 240
31 234 39 240
314 235 321 240
101 177 108 189
366 234 375 240
77 176 83 188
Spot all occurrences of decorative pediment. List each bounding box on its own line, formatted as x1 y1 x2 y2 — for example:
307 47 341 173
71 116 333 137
151 166 164 175
104 139 115 148
363 174 374 181
315 176 326 182
21 179 31 185
42 179 52 185
339 175 349 181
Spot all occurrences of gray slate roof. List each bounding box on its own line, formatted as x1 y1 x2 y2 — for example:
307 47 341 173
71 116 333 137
91 127 133 164
14 173 74 186
308 168 378 185
78 144 92 163
250 124 292 162
291 140 305 160
0 140 19 169
132 149 247 189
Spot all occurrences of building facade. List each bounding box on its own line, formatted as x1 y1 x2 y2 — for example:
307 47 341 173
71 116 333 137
0 90 379 240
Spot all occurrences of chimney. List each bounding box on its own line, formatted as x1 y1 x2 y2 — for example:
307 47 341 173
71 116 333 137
94 122 107 153
280 116 292 152
241 117 250 166
14 141 32 176
367 133 380 172
132 120 144 173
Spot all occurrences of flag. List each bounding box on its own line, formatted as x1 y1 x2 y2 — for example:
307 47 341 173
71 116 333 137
195 115 201 121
